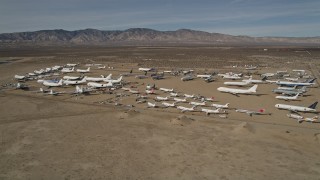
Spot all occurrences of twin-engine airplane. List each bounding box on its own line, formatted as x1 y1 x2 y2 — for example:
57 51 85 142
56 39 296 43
217 85 258 96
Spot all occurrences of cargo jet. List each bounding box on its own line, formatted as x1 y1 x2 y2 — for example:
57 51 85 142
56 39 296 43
217 85 258 96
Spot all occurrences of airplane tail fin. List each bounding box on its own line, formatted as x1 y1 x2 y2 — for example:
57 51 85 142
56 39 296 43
308 78 316 83
308 101 318 109
261 76 267 81
58 79 63 85
106 74 112 80
87 67 90 71
118 76 123 81
249 84 258 92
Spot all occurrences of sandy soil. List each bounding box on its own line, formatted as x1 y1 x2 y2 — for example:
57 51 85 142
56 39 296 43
0 47 320 179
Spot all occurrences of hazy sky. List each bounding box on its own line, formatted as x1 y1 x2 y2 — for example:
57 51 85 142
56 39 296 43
1 0 319 37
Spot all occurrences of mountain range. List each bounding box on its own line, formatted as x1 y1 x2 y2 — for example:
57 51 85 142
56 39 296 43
0 28 319 46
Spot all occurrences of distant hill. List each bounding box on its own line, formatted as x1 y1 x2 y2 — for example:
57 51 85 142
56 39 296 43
0 28 319 46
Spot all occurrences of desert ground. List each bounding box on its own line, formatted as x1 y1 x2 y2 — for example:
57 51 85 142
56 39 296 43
0 46 320 179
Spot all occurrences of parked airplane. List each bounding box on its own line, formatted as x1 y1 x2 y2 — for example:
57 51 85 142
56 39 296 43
63 75 82 80
177 105 196 113
211 103 229 109
138 68 154 72
66 63 78 67
14 75 27 81
277 85 297 90
170 92 179 97
224 80 250 86
190 101 206 106
275 101 318 113
217 85 258 96
73 85 93 94
159 88 174 92
162 102 176 107
16 83 29 90
43 79 63 87
61 67 74 73
272 86 306 96
85 74 112 82
103 76 123 84
129 89 139 94
87 82 113 88
235 108 269 116
147 102 158 108
276 93 300 101
174 97 187 102
181 75 194 81
145 89 155 94
47 89 64 96
201 108 223 115
97 66 106 69
276 78 316 87
242 76 267 84
197 74 212 79
155 96 169 101
77 67 90 73
64 77 87 85
184 94 194 98
287 114 319 123
285 77 299 82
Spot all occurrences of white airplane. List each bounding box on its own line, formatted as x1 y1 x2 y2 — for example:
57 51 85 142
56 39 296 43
47 89 65 96
197 74 212 78
61 67 74 73
217 84 258 95
64 77 87 85
73 85 93 94
276 93 300 101
275 101 318 113
43 79 63 87
276 78 316 87
190 101 206 106
63 75 82 80
52 65 62 71
174 97 187 102
155 96 169 101
147 102 158 108
85 74 112 82
221 74 242 80
177 105 196 113
129 89 139 94
184 94 194 98
145 89 155 94
201 108 223 115
14 75 26 81
211 103 229 109
34 69 45 75
97 66 106 69
261 73 275 78
138 68 154 72
170 92 179 97
235 108 269 116
87 82 113 88
285 77 299 82
103 76 123 84
159 88 174 92
77 67 90 73
287 114 319 123
277 85 297 90
224 80 250 86
162 102 176 107
242 76 267 84
16 83 29 90
66 63 78 67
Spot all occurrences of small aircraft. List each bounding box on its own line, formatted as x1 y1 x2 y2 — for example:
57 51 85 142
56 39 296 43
235 108 270 116
211 103 229 109
190 101 206 106
159 88 174 92
155 96 169 101
275 93 300 101
275 101 318 113
217 85 258 96
177 105 196 113
14 75 27 81
85 74 112 82
287 114 319 123
43 79 63 87
147 102 158 108
276 78 316 87
61 67 75 73
87 82 113 88
162 102 176 107
64 77 87 85
77 67 90 73
174 97 187 102
201 108 224 115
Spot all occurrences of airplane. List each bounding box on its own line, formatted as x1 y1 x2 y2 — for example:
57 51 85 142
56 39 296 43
217 84 258 96
155 96 169 101
129 89 139 94
285 77 299 82
152 73 165 80
73 85 93 94
14 75 27 81
203 97 215 102
275 93 300 101
146 84 156 90
211 103 229 109
61 67 74 73
242 76 267 84
201 108 224 115
103 76 123 84
85 74 112 82
159 88 174 92
97 66 106 69
147 102 158 108
221 74 242 80
43 79 63 87
190 101 206 106
277 85 297 90
135 75 148 79
66 63 78 67
138 68 154 72
181 75 194 81
34 69 45 75
272 86 306 96
145 89 155 94
224 80 251 86
46 89 65 96
177 105 196 113
287 114 319 123
170 92 179 97
276 78 316 87
275 101 318 113
197 74 212 79
16 83 29 90
235 108 270 116
184 94 194 98
245 66 257 70
64 77 87 85
52 65 62 71
76 67 90 73
162 102 176 107
121 87 130 91
261 73 275 78
204 77 215 83
174 97 187 102
87 82 113 88
63 75 82 80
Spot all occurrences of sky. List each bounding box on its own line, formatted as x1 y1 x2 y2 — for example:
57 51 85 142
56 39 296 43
0 0 319 37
